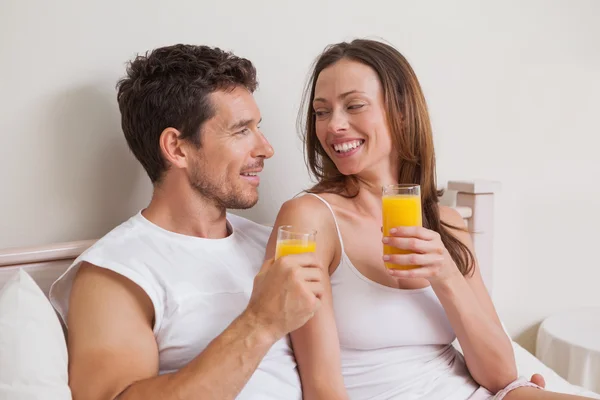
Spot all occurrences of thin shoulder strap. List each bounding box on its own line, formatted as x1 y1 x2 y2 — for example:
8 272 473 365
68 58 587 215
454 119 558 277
305 193 346 254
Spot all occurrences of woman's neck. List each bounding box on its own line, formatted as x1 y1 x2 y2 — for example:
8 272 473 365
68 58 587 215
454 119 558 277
349 160 399 217
356 156 399 193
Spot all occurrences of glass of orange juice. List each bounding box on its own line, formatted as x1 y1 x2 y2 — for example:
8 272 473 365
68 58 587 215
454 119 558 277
275 226 317 260
382 184 423 270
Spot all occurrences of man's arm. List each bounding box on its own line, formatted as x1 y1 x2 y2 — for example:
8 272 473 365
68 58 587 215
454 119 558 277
68 263 281 400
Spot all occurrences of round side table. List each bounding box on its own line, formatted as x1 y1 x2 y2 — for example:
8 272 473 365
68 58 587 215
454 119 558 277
536 307 600 393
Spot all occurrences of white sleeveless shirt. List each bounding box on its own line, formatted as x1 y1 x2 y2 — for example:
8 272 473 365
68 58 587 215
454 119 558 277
49 211 301 400
308 194 484 400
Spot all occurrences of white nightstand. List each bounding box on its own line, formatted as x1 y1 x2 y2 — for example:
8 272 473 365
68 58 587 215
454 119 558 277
536 307 600 393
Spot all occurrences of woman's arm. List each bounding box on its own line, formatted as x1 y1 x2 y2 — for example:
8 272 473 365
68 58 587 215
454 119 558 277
265 195 349 400
436 206 517 392
385 206 517 393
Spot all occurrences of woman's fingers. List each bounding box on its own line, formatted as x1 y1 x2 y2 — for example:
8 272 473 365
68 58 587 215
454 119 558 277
530 374 546 388
387 226 439 241
383 252 444 267
383 236 441 254
387 265 441 279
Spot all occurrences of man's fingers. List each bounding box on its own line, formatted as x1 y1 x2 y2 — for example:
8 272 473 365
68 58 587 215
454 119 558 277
297 265 323 282
259 258 275 273
277 252 324 271
306 282 325 299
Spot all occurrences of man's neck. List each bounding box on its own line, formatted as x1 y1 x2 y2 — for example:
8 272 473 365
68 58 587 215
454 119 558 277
142 181 229 239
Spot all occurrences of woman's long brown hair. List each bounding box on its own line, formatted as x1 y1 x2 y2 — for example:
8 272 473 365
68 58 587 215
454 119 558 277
298 39 475 276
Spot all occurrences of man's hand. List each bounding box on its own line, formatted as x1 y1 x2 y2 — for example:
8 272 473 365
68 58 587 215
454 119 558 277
245 253 324 340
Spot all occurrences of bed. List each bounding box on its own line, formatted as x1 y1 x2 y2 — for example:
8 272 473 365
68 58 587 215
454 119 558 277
0 179 598 398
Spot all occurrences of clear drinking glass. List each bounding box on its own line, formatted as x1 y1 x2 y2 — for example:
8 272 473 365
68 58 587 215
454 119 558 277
382 184 422 270
275 225 317 260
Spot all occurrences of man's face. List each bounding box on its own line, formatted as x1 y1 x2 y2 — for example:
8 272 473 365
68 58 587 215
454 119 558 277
186 87 274 209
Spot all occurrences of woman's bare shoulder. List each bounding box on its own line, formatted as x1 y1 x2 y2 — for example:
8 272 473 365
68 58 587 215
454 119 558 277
276 193 339 233
275 193 341 271
279 193 332 216
439 205 474 249
439 205 466 228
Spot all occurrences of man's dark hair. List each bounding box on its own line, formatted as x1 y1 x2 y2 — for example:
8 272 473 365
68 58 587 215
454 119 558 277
116 44 258 183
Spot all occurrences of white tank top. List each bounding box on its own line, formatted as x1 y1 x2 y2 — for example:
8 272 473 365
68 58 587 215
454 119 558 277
49 211 301 400
308 194 482 400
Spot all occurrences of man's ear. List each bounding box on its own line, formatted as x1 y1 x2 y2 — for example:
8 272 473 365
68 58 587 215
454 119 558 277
159 127 190 169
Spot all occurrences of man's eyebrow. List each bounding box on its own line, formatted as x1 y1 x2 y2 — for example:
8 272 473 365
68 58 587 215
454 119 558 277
229 117 262 130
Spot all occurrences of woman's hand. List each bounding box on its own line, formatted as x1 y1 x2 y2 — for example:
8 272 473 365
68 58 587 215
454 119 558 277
382 226 461 285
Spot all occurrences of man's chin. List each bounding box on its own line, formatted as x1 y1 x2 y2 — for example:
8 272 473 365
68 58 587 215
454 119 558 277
243 193 259 209
224 191 258 210
234 198 258 210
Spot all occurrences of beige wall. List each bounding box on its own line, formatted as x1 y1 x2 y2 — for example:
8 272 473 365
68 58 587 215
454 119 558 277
2 0 599 351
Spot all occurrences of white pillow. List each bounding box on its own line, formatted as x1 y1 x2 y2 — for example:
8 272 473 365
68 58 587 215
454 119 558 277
0 269 71 399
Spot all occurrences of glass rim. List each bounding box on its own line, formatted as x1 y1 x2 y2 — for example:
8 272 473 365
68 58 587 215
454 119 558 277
277 225 318 236
382 183 420 191
382 183 421 189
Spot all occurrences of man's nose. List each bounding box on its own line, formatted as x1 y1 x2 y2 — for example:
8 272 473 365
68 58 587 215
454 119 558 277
253 131 274 159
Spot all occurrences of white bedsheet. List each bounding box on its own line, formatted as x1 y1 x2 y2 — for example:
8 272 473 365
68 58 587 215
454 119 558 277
453 339 600 399
512 340 600 398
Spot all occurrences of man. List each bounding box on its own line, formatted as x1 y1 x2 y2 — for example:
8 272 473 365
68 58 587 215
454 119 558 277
49 44 324 400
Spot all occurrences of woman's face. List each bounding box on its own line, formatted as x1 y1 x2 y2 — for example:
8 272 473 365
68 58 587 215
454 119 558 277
313 59 393 177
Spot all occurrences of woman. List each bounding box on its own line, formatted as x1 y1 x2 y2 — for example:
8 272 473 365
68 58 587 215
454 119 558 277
265 39 593 400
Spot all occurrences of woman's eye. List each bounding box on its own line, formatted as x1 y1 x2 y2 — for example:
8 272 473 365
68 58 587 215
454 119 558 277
348 104 365 110
314 110 330 118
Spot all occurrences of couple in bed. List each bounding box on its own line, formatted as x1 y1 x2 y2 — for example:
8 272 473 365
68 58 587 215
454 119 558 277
49 40 589 400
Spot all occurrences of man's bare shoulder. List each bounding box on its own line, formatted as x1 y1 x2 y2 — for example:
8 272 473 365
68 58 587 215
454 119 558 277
67 262 159 399
70 262 155 328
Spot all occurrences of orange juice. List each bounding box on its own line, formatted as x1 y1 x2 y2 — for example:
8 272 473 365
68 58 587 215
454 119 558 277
382 194 422 270
275 239 316 259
